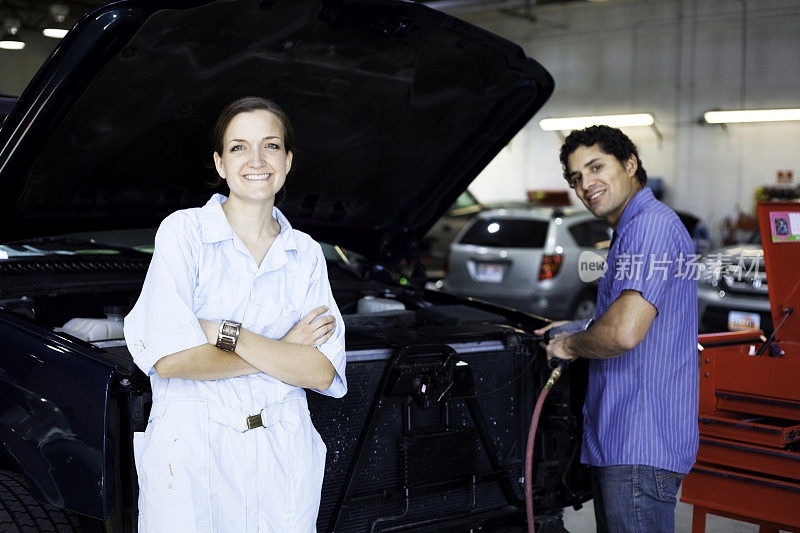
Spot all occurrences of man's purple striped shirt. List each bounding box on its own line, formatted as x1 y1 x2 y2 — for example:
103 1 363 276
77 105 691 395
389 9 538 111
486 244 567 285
581 187 699 474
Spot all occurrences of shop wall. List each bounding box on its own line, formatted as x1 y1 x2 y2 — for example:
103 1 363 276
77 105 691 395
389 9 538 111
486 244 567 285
0 29 59 96
463 0 800 246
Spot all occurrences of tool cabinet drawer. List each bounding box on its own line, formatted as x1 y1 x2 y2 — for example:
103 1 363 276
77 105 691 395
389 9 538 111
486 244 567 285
716 391 800 420
682 465 800 528
698 411 800 447
697 437 800 480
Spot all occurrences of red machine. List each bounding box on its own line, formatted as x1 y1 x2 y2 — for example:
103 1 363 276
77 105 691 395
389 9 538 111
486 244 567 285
681 202 800 532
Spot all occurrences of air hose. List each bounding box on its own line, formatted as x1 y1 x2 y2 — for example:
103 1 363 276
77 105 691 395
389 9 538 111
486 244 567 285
525 319 592 533
525 359 567 533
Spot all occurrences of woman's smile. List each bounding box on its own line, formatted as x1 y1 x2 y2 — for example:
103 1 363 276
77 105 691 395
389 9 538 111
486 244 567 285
243 172 273 181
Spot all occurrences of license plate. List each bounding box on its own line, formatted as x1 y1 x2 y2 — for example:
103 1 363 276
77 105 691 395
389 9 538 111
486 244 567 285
728 310 761 331
474 263 505 283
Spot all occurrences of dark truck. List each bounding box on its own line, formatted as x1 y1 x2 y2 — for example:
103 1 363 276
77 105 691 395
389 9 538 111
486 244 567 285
0 1 591 531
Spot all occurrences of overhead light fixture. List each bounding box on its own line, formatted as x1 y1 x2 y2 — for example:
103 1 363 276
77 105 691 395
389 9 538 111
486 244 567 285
703 109 800 124
1 19 24 50
0 36 25 50
43 4 69 39
539 113 655 131
42 28 68 39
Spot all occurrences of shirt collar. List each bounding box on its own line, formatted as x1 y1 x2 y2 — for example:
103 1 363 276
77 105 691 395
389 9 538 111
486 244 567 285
200 194 234 244
615 186 656 233
272 204 299 252
200 194 298 252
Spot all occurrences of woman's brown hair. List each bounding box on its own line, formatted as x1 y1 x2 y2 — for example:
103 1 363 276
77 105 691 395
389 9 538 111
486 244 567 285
209 96 296 203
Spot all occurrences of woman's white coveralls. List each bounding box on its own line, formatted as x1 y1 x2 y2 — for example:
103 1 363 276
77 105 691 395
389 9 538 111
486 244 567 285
124 194 347 532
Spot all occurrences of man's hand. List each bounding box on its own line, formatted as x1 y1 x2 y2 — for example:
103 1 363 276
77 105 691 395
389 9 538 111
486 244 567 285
533 320 569 337
543 333 578 364
533 291 658 362
281 306 336 346
533 321 577 365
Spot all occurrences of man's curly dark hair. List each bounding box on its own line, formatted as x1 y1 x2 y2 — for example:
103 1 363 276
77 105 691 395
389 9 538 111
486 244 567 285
559 125 647 186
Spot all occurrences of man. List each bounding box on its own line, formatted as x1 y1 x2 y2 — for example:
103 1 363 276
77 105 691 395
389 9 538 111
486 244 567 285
534 125 698 532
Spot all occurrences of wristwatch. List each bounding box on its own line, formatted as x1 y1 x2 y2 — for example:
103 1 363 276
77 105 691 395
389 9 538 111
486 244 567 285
216 320 242 352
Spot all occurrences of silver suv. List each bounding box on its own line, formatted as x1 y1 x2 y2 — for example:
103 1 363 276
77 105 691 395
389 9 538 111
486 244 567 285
698 230 771 334
442 207 611 320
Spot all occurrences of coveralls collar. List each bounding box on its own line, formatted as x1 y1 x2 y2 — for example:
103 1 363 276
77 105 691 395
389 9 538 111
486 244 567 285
199 194 298 270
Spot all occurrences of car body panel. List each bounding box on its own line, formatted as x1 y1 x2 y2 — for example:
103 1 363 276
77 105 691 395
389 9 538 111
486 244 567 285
0 310 116 518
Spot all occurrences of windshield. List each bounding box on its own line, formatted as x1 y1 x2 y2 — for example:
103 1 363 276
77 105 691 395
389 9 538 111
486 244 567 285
0 243 125 259
2 228 158 258
460 218 549 248
2 228 363 270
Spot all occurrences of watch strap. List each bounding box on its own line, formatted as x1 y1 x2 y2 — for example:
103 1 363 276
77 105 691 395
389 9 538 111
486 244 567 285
216 320 242 352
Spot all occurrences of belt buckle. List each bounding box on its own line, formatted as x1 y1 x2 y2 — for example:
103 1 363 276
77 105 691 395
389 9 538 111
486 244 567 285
246 413 263 430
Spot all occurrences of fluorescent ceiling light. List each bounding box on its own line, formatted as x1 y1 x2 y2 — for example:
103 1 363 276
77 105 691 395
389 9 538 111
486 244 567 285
43 28 68 39
703 109 800 124
0 39 25 50
539 113 654 131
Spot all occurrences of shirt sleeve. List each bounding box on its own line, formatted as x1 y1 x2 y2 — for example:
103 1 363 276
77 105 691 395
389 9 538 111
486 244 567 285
610 215 682 314
303 242 347 398
124 214 208 376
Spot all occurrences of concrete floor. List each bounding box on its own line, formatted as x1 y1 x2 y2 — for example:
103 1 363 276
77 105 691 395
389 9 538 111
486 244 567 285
561 487 762 532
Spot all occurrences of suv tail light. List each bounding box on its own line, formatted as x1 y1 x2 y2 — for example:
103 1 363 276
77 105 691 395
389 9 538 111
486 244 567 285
539 254 563 280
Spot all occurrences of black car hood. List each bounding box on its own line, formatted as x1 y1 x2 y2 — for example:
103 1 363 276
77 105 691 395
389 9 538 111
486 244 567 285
0 0 553 261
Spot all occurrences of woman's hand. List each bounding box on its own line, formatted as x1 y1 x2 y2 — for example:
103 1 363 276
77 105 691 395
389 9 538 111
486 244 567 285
199 319 221 345
281 306 336 346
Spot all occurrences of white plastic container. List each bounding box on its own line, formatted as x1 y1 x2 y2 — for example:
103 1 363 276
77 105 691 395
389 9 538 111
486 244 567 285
356 296 406 314
62 312 125 342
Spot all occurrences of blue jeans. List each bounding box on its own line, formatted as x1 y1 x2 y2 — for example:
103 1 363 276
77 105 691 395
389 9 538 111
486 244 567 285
591 465 685 533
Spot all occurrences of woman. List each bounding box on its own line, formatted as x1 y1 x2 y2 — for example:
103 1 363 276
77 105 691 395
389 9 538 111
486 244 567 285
124 96 346 532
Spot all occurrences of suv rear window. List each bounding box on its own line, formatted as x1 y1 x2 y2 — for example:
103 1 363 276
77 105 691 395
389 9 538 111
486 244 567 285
569 220 611 248
459 218 548 248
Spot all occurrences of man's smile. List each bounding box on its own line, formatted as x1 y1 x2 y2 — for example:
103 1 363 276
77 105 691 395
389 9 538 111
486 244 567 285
587 189 605 204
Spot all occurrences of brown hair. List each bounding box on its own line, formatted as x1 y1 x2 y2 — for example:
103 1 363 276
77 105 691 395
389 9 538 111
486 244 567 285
559 125 647 186
209 96 296 202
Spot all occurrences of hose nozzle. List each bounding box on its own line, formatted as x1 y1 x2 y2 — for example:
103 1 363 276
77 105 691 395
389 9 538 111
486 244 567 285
544 366 563 390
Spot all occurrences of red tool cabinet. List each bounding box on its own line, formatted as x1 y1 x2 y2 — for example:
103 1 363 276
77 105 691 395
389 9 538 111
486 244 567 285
681 202 800 532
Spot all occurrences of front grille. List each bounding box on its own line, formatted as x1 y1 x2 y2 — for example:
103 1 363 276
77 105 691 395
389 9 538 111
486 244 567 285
308 348 532 532
399 428 478 490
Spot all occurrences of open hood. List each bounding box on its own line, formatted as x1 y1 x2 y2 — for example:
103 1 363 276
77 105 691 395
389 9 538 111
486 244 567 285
0 0 553 260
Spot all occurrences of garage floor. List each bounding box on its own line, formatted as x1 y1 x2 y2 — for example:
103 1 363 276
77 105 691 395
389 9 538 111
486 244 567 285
561 487 759 532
